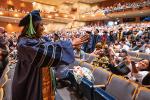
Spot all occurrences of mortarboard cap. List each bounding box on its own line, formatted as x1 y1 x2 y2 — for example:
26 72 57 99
19 10 41 26
19 10 42 37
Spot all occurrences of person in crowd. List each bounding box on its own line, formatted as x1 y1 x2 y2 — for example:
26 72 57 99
108 49 130 75
0 27 9 77
12 10 89 100
116 28 124 41
91 29 101 52
82 30 93 53
108 31 116 44
53 33 60 42
127 59 150 85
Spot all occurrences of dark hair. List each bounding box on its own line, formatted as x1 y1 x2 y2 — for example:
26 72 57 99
96 29 99 33
86 31 91 34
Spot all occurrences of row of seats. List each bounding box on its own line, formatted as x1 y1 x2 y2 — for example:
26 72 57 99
127 51 150 60
83 51 150 64
68 59 150 100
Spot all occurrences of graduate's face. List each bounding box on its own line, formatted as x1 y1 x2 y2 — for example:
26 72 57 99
36 21 44 36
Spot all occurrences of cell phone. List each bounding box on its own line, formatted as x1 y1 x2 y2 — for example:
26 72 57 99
131 61 136 66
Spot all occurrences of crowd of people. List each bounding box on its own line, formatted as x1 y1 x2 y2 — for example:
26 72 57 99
0 21 150 85
43 22 150 86
83 0 150 15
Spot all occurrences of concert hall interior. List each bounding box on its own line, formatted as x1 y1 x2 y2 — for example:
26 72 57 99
0 0 150 100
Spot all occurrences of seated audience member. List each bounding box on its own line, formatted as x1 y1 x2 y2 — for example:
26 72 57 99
74 45 85 59
127 59 150 85
108 49 130 75
145 44 150 54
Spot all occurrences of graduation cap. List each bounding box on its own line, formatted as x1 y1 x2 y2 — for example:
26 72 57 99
19 10 42 37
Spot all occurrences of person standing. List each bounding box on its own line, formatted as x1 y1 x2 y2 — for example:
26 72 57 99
12 10 89 100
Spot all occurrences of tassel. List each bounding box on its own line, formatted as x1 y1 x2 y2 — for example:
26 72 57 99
26 14 36 37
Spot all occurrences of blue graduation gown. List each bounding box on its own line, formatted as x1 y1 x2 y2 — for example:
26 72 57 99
12 36 74 100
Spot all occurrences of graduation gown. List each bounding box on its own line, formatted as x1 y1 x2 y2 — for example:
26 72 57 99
12 37 75 100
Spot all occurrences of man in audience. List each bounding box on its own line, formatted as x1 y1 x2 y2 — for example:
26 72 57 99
0 27 9 77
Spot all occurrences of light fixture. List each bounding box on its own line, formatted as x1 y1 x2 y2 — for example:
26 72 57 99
14 14 19 17
64 15 68 18
81 15 85 18
91 14 95 17
7 0 14 5
55 13 59 17
32 2 36 5
48 15 52 18
0 11 4 15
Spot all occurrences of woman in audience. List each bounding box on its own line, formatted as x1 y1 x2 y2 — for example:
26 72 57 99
127 59 150 85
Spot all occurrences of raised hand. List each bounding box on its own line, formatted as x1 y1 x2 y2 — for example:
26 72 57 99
72 34 89 48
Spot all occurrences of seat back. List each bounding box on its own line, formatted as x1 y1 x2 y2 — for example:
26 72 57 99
71 59 82 66
83 53 96 63
93 68 111 85
128 51 137 57
138 53 150 60
94 88 116 100
106 75 138 100
135 87 150 100
130 57 142 62
86 55 96 63
80 62 94 71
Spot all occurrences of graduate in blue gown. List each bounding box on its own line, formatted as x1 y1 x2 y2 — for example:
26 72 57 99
12 10 89 100
83 29 100 53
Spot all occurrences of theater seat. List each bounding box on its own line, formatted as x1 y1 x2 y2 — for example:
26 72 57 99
84 53 96 63
138 53 150 60
93 88 115 100
105 75 138 100
135 87 150 100
128 51 137 57
80 62 94 71
130 57 142 62
80 68 112 100
93 68 112 87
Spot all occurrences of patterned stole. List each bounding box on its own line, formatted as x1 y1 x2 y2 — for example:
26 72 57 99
117 32 123 41
38 43 62 100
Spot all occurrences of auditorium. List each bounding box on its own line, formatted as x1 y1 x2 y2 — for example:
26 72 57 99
0 0 150 100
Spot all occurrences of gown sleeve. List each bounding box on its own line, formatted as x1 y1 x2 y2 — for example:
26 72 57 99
18 37 75 68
